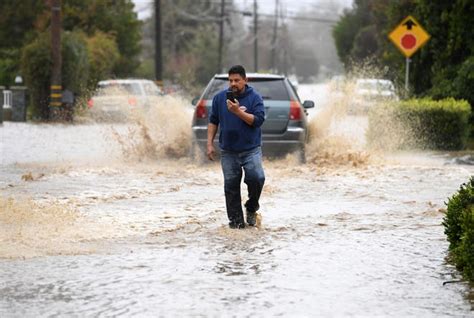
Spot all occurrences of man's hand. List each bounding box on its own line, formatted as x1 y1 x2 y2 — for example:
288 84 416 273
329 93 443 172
207 123 218 161
207 143 216 161
226 98 240 114
226 98 254 126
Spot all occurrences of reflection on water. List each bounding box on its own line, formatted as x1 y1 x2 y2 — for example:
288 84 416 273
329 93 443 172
1 88 474 316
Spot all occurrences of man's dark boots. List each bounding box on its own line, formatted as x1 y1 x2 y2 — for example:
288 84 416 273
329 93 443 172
246 210 256 226
229 221 245 229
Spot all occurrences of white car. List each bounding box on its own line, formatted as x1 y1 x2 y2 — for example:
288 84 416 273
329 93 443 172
350 78 399 113
87 79 163 120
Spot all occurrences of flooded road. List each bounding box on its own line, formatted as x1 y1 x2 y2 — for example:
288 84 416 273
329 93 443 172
1 84 474 316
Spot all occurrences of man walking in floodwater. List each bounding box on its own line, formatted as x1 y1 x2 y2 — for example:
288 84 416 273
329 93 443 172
207 65 266 229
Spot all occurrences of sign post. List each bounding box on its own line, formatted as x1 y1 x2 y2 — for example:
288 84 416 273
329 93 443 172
388 15 430 93
405 57 410 91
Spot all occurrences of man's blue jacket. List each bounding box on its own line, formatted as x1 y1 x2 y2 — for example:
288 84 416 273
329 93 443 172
209 85 265 152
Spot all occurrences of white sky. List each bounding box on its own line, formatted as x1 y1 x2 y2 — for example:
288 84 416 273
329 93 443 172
131 0 353 20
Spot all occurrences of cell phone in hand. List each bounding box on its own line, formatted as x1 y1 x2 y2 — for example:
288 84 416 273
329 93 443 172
226 91 235 101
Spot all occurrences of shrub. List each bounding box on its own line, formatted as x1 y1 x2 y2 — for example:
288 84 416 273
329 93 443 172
20 34 52 119
62 31 89 97
367 98 471 150
20 30 89 120
454 57 474 110
86 31 120 89
443 178 474 281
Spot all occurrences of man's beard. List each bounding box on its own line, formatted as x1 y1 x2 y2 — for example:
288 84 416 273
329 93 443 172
231 86 244 95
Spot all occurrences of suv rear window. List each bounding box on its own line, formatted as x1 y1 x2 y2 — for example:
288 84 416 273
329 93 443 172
203 78 290 100
97 83 142 96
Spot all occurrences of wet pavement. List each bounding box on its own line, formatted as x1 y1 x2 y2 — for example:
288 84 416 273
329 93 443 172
1 85 473 317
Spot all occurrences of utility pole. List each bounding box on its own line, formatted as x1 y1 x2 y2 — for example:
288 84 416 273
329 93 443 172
217 0 225 73
270 0 279 71
50 0 62 120
282 22 288 76
253 0 258 72
155 0 163 86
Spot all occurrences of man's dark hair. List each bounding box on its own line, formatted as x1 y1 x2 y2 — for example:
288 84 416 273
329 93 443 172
228 65 246 78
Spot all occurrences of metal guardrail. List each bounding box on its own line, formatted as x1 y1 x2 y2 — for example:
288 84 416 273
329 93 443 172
3 90 12 109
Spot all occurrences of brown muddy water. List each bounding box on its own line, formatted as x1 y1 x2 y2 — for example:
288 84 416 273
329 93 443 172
1 85 474 317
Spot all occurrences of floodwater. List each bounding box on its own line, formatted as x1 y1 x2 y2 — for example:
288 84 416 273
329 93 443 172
1 84 473 317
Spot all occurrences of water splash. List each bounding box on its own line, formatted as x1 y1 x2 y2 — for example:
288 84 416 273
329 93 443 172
111 95 194 161
304 78 372 167
0 196 115 259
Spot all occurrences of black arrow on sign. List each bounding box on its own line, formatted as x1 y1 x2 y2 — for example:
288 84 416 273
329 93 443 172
403 19 417 30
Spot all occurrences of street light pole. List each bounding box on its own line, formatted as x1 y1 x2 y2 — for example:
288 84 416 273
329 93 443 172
271 0 279 71
218 0 225 73
50 0 62 119
253 0 258 72
405 57 410 93
155 0 163 86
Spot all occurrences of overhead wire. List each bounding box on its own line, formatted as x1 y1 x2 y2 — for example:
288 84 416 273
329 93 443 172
136 0 339 24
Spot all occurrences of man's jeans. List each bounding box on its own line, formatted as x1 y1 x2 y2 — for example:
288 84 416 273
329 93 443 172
220 146 265 224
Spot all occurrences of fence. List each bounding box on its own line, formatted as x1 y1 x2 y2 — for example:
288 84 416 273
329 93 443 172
2 88 27 122
3 90 12 109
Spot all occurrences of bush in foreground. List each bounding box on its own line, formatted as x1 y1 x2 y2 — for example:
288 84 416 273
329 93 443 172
443 178 474 281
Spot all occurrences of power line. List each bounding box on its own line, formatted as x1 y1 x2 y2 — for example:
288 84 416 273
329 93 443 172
134 1 341 24
228 9 338 23
170 3 224 22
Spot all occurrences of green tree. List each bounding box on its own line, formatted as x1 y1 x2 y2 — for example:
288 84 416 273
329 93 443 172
0 0 141 86
412 1 474 105
141 0 223 90
21 31 89 119
0 1 47 50
62 0 142 76
333 10 362 66
332 0 474 108
332 0 373 66
86 31 120 88
191 24 219 86
350 25 379 60
0 1 47 85
0 49 18 85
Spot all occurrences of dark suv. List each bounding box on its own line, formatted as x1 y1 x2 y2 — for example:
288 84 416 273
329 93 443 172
191 73 314 162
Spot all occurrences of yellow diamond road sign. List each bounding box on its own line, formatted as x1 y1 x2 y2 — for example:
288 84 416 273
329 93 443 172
388 15 430 58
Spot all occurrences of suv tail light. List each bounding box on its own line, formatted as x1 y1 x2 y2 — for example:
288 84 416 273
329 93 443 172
195 99 207 119
289 100 302 120
128 97 137 106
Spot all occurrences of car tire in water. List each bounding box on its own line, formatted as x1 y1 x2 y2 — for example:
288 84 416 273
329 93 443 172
296 147 306 164
190 140 206 164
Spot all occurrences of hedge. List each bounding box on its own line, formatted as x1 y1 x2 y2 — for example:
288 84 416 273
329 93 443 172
367 98 471 150
443 178 474 281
